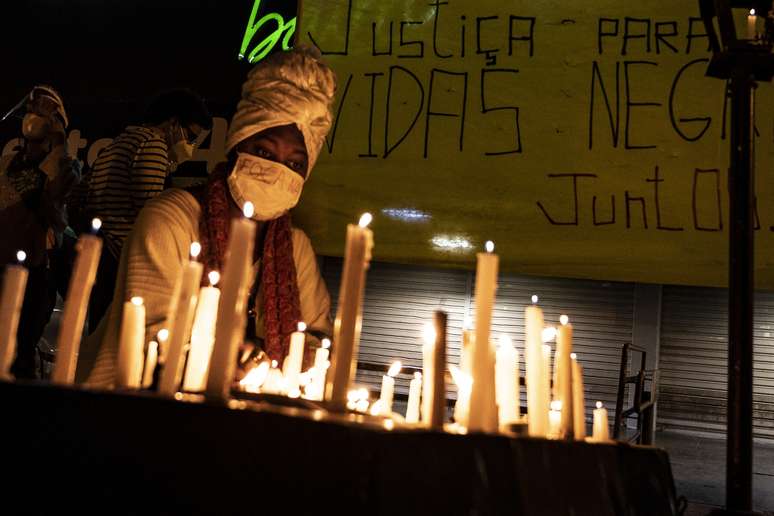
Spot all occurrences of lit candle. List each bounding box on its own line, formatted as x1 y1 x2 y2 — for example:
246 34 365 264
283 321 307 394
116 296 145 389
315 337 331 370
0 251 28 378
454 318 474 426
262 360 285 394
468 241 499 433
355 388 370 413
159 242 204 395
206 202 257 399
380 360 401 415
525 295 548 437
405 371 422 423
326 213 374 408
748 9 757 39
548 400 562 439
422 311 447 428
592 401 611 442
495 334 520 428
183 271 221 392
555 315 574 439
239 360 270 393
571 353 587 440
52 219 102 384
307 338 331 401
141 340 159 389
541 343 552 433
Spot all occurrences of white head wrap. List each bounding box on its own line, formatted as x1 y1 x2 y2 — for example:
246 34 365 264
225 45 337 174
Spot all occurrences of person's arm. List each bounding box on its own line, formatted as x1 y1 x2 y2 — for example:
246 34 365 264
38 144 82 235
129 135 169 212
292 229 333 349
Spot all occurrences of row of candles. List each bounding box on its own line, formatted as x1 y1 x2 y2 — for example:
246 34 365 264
0 205 611 442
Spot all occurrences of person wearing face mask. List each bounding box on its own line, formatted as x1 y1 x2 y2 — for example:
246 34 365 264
77 46 336 389
0 85 82 378
79 88 212 333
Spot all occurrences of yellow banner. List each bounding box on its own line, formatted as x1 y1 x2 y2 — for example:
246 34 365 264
296 0 774 288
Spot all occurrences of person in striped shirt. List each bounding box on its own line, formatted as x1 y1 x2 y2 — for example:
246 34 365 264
83 89 212 332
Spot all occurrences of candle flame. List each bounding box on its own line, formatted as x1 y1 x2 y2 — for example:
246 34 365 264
297 321 307 333
287 387 301 399
271 360 278 368
130 296 143 306
157 328 169 342
358 387 369 400
498 334 513 348
570 352 578 360
387 361 402 377
596 401 604 409
91 218 102 231
347 389 359 403
422 322 436 345
531 294 538 304
322 338 331 349
542 327 557 343
551 400 562 411
190 241 201 259
750 8 756 15
208 270 220 286
15 250 26 263
383 418 395 431
414 371 422 380
485 240 495 253
560 314 569 326
243 201 255 219
358 212 373 228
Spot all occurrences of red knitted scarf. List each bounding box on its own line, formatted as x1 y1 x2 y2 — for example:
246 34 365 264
190 164 301 363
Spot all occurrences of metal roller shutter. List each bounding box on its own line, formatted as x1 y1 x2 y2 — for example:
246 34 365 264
659 286 774 440
321 258 635 425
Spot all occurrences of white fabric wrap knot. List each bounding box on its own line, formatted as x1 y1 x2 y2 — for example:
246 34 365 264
225 46 337 175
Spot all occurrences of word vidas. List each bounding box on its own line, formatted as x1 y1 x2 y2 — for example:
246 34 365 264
238 0 296 64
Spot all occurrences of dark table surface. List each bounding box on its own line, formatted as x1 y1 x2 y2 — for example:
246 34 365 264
1 380 680 515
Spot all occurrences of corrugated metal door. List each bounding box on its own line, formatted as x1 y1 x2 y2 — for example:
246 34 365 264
659 286 774 440
321 258 634 424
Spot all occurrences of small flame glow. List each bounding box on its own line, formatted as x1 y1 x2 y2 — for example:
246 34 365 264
422 322 436 345
157 329 169 342
130 296 143 306
387 361 402 377
498 334 513 348
243 202 254 219
542 327 557 343
190 242 201 258
560 314 569 326
485 240 495 253
16 250 26 263
297 321 307 333
287 387 301 399
358 212 373 228
322 338 331 349
370 399 385 416
208 271 220 286
596 401 604 409
271 360 278 368
347 389 360 403
551 400 562 411
91 218 102 231
570 352 578 360
531 294 538 304
238 361 270 393
383 418 395 431
750 8 756 15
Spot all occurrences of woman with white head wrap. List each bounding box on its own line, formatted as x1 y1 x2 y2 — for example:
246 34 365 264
78 47 337 387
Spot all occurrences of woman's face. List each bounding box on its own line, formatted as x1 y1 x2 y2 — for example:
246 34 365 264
235 124 309 178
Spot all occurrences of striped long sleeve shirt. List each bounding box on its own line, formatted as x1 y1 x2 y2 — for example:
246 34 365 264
85 126 169 257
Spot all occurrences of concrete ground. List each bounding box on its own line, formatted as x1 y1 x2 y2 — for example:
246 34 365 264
657 430 774 514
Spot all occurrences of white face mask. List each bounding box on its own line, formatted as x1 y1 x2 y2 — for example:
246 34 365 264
227 153 304 221
170 140 194 167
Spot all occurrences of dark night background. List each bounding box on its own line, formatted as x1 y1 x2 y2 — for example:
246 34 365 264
0 0 299 177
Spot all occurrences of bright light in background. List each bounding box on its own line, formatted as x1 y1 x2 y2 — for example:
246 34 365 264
431 235 473 251
381 208 431 222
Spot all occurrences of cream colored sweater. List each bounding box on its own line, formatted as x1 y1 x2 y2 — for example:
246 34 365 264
76 188 332 387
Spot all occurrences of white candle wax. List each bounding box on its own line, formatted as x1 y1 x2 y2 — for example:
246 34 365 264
571 353 587 440
592 401 611 442
748 9 757 39
52 224 102 385
525 299 548 437
262 361 285 394
116 297 145 389
556 317 574 439
314 338 330 370
283 322 307 393
142 340 159 389
495 334 520 427
183 275 221 392
548 400 562 439
0 253 29 378
453 327 474 426
468 241 499 433
326 214 373 407
159 243 204 395
405 372 422 423
380 361 401 415
206 203 256 399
